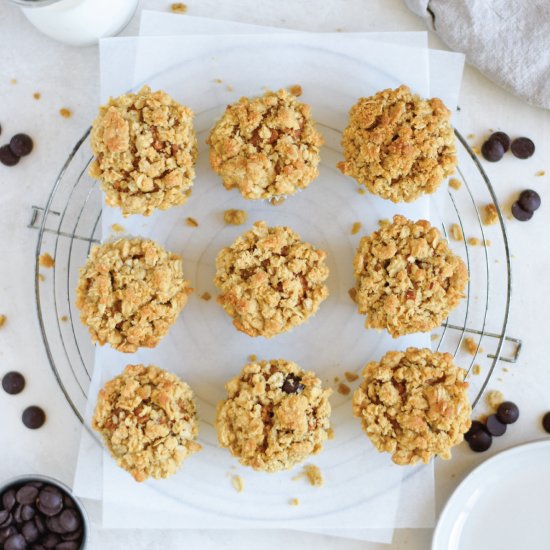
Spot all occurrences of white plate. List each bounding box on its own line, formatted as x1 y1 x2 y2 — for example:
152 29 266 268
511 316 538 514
433 440 550 550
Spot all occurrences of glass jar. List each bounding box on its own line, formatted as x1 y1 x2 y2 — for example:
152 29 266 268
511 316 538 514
8 0 139 46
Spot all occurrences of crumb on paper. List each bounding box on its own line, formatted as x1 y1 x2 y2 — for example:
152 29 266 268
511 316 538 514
226 85 234 92
450 223 463 242
449 177 462 190
10 78 17 85
304 465 323 487
185 216 199 227
214 78 223 84
344 371 358 383
536 170 545 176
467 133 475 140
289 498 300 506
351 222 362 235
483 204 498 226
327 427 335 440
503 367 509 373
468 237 480 246
33 92 41 100
289 84 302 97
0 315 6 328
484 239 492 247
497 377 503 382
337 383 351 396
249 354 257 362
59 108 72 118
60 315 68 323
170 2 187 13
333 376 340 383
231 475 244 493
472 146 481 155
348 287 357 303
486 390 504 409
357 187 366 195
223 208 247 226
111 223 125 233
39 253 55 268
472 364 481 375
463 337 478 355
200 292 211 301
431 333 440 341
38 274 45 282
270 196 286 206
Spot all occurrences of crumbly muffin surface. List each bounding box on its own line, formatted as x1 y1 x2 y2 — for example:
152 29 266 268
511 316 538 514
92 364 201 482
352 348 471 465
353 215 467 337
207 88 324 200
338 85 457 202
76 238 192 352
216 359 332 472
89 85 197 216
214 221 329 338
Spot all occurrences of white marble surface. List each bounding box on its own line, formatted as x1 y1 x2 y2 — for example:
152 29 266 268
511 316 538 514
0 1 549 549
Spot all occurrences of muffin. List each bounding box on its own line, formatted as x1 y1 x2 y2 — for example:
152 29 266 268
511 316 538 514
353 215 467 337
207 88 324 200
216 359 332 472
352 348 471 465
214 221 329 338
92 364 201 481
89 85 197 216
76 237 192 352
338 85 456 202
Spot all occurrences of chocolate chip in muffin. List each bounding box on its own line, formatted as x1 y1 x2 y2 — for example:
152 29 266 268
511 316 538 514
282 374 305 394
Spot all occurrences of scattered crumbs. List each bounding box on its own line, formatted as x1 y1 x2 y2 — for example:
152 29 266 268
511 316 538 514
494 259 500 263
226 85 234 92
60 315 68 323
38 274 45 282
351 222 362 235
111 223 125 233
486 390 504 409
497 377 504 382
10 78 17 85
59 108 72 118
39 253 55 268
231 475 244 493
200 292 211 301
289 498 300 506
431 333 440 341
472 364 481 375
304 465 323 487
223 208 247 226
289 84 302 97
214 78 223 84
463 337 478 355
484 239 492 247
472 146 481 155
327 427 335 440
467 133 475 139
333 376 340 383
378 218 390 228
33 92 41 100
344 371 358 383
348 287 357 303
270 196 286 206
335 27 343 32
483 204 498 226
357 187 366 195
536 170 545 176
249 354 257 362
170 2 187 13
503 367 509 373
185 216 199 227
451 473 456 479
337 383 351 396
0 315 6 328
450 223 463 242
468 237 480 246
449 177 462 190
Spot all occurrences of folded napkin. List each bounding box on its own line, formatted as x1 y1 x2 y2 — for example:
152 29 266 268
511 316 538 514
404 0 550 109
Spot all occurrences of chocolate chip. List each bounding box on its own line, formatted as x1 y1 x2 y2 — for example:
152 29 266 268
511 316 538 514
13 504 23 524
511 201 533 221
497 401 520 424
61 495 74 509
22 406 46 429
543 412 550 433
0 510 11 526
282 373 305 394
27 482 43 490
55 542 79 550
31 546 46 550
2 372 26 395
4 533 27 550
518 189 541 212
20 505 35 522
481 138 505 162
57 510 79 534
485 414 507 436
34 515 45 534
511 137 535 159
463 420 486 442
61 527 82 542
16 485 39 505
468 428 492 452
0 144 20 166
0 526 17 544
9 134 33 157
22 519 39 543
489 131 510 152
3 489 16 511
41 532 60 549
45 516 65 535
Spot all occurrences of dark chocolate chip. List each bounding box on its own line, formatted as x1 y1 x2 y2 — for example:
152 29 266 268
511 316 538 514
22 406 46 429
497 401 520 424
485 414 507 436
27 482 43 490
13 504 23 524
511 201 533 221
61 527 82 542
21 505 35 522
468 428 492 452
9 134 33 157
543 412 550 433
281 373 305 394
38 487 62 512
2 372 26 395
489 131 510 152
34 515 45 535
22 520 39 543
41 533 60 549
463 420 486 442
61 495 74 509
4 533 27 550
55 542 79 550
57 510 79 534
0 144 20 166
511 137 535 159
3 489 16 511
46 516 65 535
0 510 11 526
16 485 39 505
0 526 17 544
31 545 46 550
518 189 541 212
481 138 505 162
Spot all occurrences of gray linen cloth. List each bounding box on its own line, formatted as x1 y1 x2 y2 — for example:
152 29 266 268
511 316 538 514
404 0 550 109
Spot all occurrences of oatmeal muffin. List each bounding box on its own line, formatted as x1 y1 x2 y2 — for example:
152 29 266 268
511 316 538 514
352 348 471 465
338 85 457 202
216 359 332 472
214 221 329 338
207 88 324 200
76 237 192 352
353 215 467 338
89 85 197 216
92 364 201 482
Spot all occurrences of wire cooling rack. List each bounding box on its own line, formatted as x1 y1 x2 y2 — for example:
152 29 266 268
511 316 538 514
29 128 521 423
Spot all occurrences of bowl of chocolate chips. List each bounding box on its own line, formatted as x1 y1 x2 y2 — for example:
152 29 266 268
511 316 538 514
0 475 87 550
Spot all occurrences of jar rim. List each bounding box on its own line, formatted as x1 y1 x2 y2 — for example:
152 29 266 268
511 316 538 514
8 0 64 7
